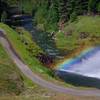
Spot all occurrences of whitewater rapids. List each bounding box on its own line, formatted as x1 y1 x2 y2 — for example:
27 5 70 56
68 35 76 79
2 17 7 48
59 48 100 79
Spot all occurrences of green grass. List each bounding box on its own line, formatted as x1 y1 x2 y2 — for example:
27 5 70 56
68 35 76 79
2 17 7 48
56 16 100 50
0 23 53 76
0 31 55 97
0 26 52 96
0 44 24 95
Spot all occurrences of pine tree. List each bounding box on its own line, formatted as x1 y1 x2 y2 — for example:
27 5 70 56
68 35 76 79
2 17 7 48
88 0 98 13
46 0 59 31
58 0 68 22
97 1 100 13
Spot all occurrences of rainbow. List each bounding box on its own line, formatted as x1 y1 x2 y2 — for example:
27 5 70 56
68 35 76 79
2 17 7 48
56 47 100 71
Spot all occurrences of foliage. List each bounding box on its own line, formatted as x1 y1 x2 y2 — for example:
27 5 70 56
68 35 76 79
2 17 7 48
32 0 100 31
1 0 100 31
55 16 100 50
97 2 100 12
0 23 53 76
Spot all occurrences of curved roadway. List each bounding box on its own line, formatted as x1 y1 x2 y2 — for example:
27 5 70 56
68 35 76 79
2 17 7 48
0 29 100 96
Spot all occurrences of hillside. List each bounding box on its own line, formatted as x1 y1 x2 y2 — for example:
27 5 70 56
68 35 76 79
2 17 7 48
0 44 24 96
56 16 100 51
0 23 53 75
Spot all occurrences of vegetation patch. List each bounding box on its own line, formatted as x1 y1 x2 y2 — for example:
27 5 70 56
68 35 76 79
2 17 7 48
0 23 53 77
55 16 100 51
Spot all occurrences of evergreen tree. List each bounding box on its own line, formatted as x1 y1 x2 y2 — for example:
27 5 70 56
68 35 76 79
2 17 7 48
46 0 59 31
97 2 100 12
74 0 88 15
58 0 68 22
88 0 99 13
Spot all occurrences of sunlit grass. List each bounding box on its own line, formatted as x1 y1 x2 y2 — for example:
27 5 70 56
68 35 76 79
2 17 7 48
0 23 53 76
56 16 100 50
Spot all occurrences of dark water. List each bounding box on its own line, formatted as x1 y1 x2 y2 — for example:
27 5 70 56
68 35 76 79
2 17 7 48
56 70 100 89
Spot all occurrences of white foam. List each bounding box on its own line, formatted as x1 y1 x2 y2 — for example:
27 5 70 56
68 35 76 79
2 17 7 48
60 50 100 79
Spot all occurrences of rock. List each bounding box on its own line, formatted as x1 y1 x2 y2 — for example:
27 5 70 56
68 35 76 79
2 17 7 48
79 32 89 39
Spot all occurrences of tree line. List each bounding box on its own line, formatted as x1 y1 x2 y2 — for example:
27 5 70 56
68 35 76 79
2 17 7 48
0 0 100 31
31 0 100 31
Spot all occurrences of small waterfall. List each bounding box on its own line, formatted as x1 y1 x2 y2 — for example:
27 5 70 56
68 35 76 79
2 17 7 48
57 47 100 79
56 47 100 88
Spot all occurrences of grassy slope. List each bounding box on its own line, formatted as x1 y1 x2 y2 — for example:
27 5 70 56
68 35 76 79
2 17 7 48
56 16 100 50
0 23 52 76
0 40 80 100
0 24 63 99
0 40 76 100
0 44 24 96
0 17 100 99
